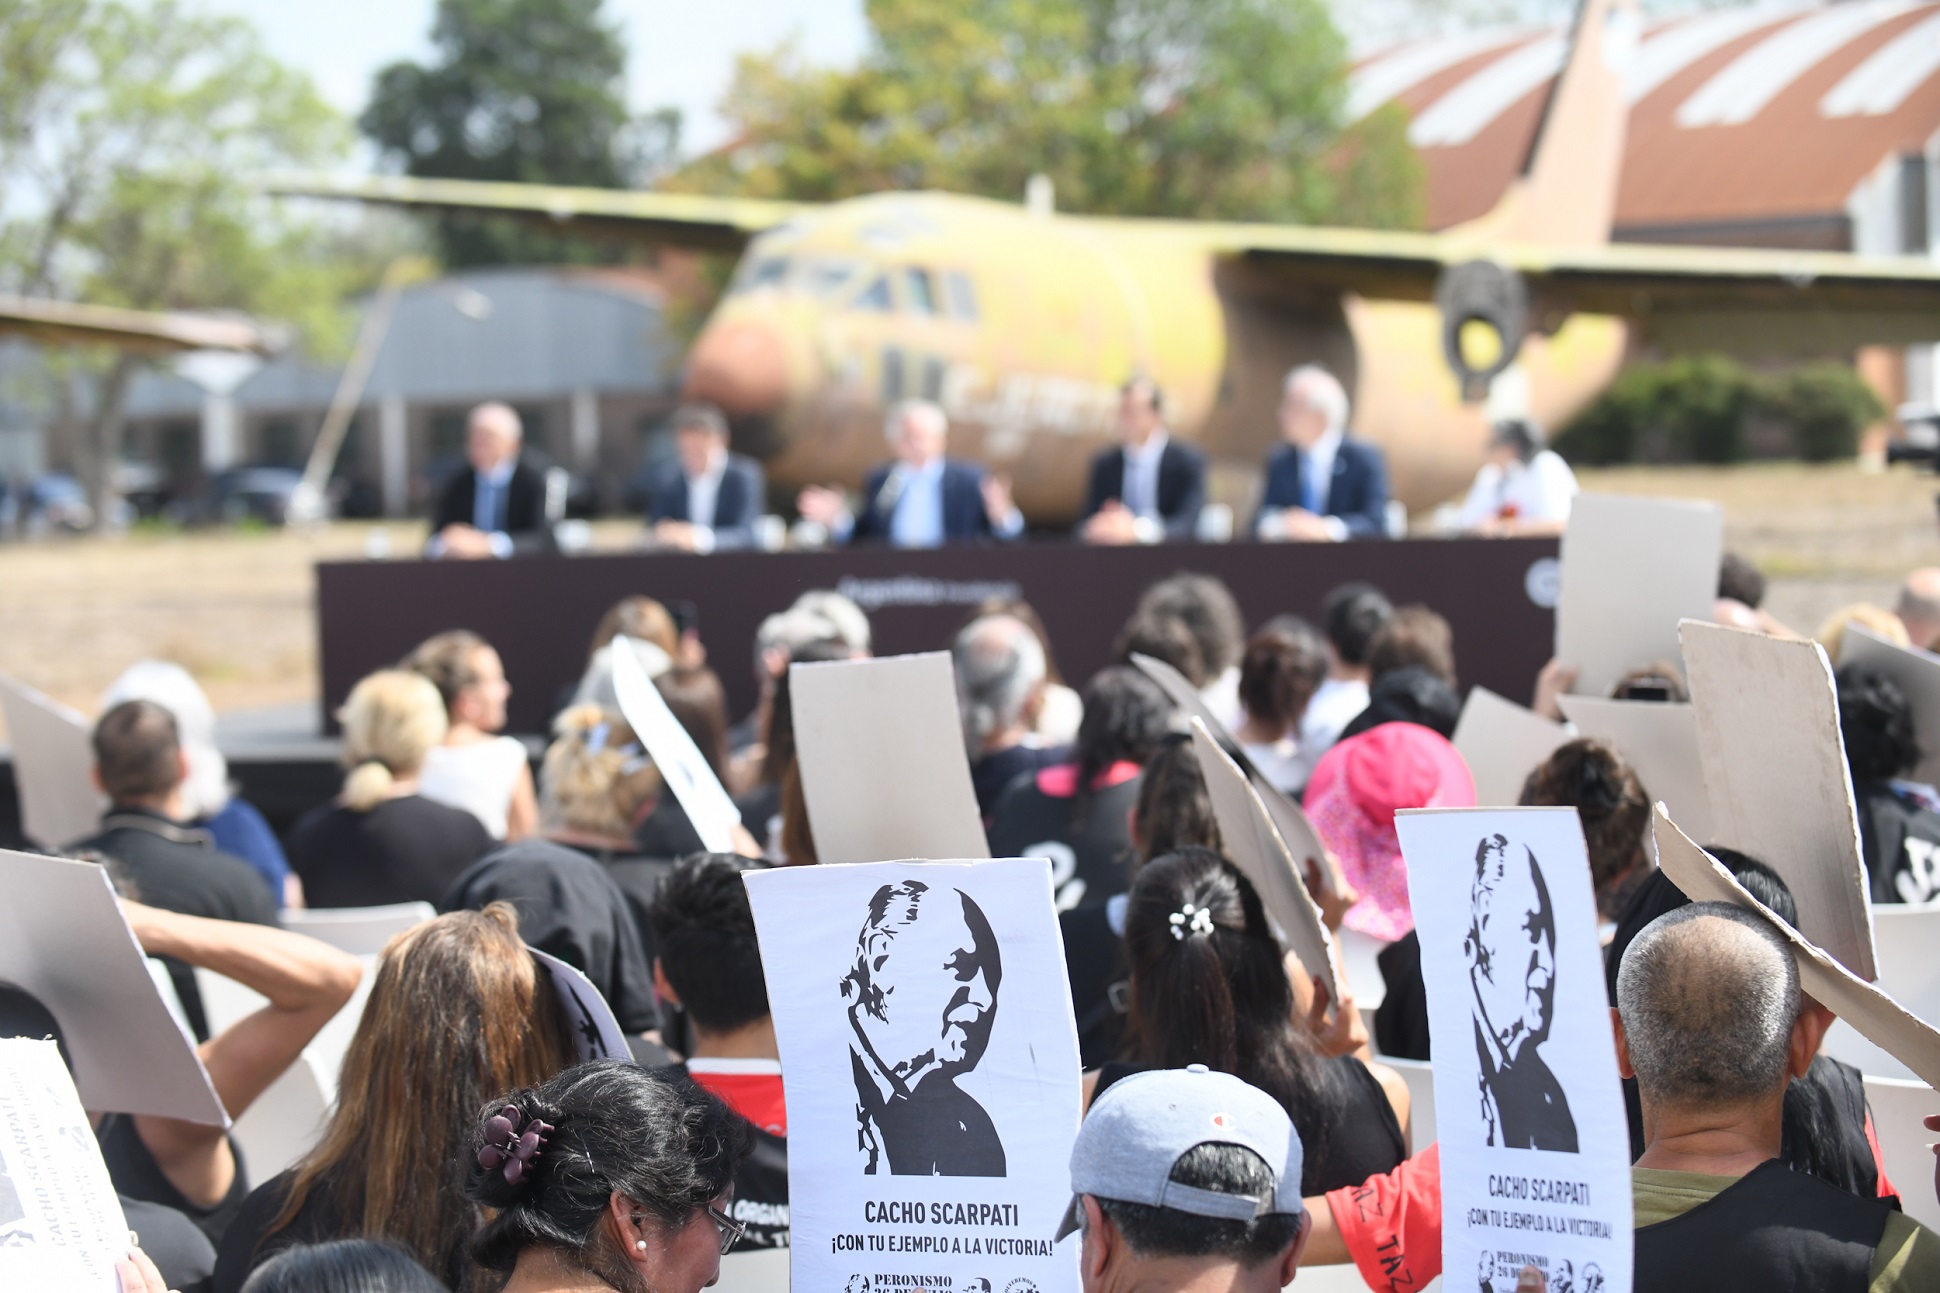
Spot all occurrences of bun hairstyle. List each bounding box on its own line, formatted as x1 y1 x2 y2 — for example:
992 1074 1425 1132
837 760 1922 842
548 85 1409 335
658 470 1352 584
466 1062 749 1280
338 670 449 812
539 705 664 840
1519 739 1649 904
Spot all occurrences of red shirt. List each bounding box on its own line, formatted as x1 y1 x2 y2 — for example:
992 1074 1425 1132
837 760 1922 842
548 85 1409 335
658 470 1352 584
685 1057 787 1137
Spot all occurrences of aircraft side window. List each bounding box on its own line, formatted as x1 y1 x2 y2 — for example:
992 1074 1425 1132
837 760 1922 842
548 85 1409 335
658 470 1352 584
733 256 789 294
882 347 907 401
854 275 894 312
803 258 862 298
900 267 939 317
944 271 979 321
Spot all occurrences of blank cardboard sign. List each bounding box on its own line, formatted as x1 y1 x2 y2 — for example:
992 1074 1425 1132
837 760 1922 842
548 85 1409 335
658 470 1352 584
1189 720 1338 1002
791 653 989 865
1452 686 1567 808
0 673 103 848
1839 626 1940 789
0 851 225 1125
1680 620 1876 982
1557 494 1722 698
1653 808 1940 1090
611 634 741 853
1558 695 1713 843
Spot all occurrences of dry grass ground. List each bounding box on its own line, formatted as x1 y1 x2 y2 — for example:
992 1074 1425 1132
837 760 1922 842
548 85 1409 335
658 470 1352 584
0 462 1935 732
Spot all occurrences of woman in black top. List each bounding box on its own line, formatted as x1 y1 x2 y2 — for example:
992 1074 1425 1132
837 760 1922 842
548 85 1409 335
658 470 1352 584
1092 846 1408 1197
288 669 492 907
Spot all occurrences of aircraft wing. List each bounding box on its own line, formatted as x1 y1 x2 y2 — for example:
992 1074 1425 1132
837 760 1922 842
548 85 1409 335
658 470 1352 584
264 172 807 253
1206 222 1940 354
0 295 275 353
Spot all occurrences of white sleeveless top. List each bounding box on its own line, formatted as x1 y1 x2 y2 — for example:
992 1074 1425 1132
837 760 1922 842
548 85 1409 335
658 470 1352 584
418 736 528 839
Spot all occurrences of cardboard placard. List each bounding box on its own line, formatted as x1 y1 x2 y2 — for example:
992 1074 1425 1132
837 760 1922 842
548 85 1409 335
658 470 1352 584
0 673 103 848
1188 719 1339 1002
1556 494 1722 698
1839 625 1940 790
1652 807 1940 1090
744 858 1080 1293
1452 686 1568 808
791 654 989 864
1558 695 1713 844
0 1038 129 1291
0 851 225 1125
1130 652 1346 898
1396 807 1634 1293
531 947 633 1064
610 635 741 854
1680 620 1877 981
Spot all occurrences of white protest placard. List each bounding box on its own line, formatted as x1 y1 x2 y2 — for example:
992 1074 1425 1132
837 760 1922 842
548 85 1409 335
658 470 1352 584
0 672 103 848
1453 687 1568 808
1130 652 1347 899
531 947 633 1064
1680 620 1877 981
610 635 740 854
0 1038 129 1292
1188 720 1339 1002
791 654 989 864
1395 808 1633 1293
1558 696 1713 843
1557 494 1722 697
1840 625 1940 789
744 858 1079 1293
0 850 226 1125
1652 807 1940 1090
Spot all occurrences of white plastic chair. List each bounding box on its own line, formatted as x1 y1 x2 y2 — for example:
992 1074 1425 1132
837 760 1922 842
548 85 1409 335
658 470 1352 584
1821 902 1940 1080
280 902 435 956
1336 928 1389 1011
229 1054 330 1182
1862 1075 1940 1232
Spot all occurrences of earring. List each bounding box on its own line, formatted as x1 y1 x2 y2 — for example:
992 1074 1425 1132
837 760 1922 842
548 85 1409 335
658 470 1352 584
636 1240 648 1251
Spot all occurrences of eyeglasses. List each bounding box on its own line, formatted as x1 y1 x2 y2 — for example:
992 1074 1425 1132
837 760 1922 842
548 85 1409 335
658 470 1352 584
706 1203 746 1255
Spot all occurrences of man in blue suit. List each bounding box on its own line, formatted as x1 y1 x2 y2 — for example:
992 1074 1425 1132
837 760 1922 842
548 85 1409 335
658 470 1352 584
797 400 1023 547
1253 365 1391 542
648 402 768 551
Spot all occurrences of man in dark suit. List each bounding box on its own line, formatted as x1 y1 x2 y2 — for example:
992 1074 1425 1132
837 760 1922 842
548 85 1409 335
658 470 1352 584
1254 365 1390 541
797 400 1022 547
1079 378 1205 544
427 401 554 558
647 403 767 552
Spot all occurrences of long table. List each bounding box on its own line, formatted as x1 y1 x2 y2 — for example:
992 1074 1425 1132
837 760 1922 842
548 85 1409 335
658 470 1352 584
317 537 1561 735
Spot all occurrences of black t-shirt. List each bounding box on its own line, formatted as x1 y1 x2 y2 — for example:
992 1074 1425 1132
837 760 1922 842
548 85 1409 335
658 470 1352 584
97 1113 249 1249
1372 931 1430 1062
986 766 1142 910
971 744 1068 820
1059 899 1132 1070
213 1170 353 1293
1093 1056 1405 1197
287 795 492 908
1854 779 1940 904
124 1196 217 1293
664 1063 790 1249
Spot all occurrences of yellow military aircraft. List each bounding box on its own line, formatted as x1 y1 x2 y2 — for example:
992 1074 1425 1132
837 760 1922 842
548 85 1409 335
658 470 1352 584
269 0 1940 521
0 294 274 354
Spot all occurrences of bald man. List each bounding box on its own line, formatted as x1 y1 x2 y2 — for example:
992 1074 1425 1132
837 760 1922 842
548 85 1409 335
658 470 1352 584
1254 365 1390 542
428 402 555 559
1616 902 1939 1290
1895 568 1940 651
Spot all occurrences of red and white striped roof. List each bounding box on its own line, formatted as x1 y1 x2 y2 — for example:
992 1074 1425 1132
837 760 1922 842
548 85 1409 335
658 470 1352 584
1353 2 1940 244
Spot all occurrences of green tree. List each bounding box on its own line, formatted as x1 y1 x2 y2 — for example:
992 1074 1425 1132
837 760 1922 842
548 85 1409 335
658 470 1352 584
676 0 1423 228
360 0 676 266
0 0 362 521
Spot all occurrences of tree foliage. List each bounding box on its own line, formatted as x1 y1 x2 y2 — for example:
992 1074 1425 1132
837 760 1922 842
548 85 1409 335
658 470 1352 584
675 0 1423 228
360 0 676 266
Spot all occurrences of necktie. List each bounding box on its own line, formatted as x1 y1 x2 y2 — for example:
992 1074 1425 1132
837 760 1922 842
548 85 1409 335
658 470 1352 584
474 475 501 532
1300 454 1320 514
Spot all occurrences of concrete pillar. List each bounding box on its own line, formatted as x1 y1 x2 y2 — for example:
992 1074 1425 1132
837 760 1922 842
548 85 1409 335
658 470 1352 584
570 387 600 472
380 394 409 518
201 392 239 471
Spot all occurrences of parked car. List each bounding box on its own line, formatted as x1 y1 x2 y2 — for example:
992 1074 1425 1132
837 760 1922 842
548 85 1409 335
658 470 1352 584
167 465 315 526
21 473 94 533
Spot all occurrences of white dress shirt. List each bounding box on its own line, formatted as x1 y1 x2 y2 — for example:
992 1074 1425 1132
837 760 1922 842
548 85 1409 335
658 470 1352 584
682 452 729 553
1455 449 1579 530
888 457 948 548
1121 431 1169 520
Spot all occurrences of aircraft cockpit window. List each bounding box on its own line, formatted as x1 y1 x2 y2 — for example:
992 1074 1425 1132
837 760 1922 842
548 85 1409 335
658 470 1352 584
801 259 863 299
733 257 790 294
854 275 894 312
899 267 939 316
944 271 979 321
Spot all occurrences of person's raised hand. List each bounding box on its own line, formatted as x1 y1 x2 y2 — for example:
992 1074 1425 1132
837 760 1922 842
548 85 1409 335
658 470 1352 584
1303 854 1357 932
981 473 1015 527
116 1242 172 1293
1925 1113 1940 1207
1302 968 1368 1059
1532 658 1578 721
796 485 845 528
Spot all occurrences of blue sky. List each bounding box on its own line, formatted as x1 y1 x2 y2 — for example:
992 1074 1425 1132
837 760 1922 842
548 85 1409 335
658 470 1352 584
196 0 872 156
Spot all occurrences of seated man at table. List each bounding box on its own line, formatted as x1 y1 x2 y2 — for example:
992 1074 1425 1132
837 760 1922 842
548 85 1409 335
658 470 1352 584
796 399 1022 547
427 401 554 559
1080 377 1205 545
1253 365 1388 542
646 402 767 552
1616 901 1940 1290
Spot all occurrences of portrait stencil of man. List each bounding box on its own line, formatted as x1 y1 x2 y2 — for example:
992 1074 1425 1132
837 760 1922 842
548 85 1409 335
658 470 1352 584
842 879 1007 1176
1466 833 1578 1151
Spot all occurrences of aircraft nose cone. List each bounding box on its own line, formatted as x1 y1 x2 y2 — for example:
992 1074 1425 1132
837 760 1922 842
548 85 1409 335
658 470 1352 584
683 318 788 417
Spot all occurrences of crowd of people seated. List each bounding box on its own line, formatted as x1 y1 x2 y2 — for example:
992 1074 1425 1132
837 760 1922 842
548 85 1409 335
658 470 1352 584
20 546 1940 1293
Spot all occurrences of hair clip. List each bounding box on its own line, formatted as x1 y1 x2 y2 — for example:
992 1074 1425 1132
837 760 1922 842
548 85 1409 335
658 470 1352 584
585 722 610 754
1167 903 1216 941
477 1105 553 1186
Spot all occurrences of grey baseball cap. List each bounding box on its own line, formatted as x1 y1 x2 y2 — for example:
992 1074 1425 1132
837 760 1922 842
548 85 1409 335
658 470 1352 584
1054 1065 1304 1241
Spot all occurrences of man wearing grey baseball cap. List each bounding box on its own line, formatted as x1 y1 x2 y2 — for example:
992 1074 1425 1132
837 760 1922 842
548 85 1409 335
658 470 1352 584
1055 1065 1308 1292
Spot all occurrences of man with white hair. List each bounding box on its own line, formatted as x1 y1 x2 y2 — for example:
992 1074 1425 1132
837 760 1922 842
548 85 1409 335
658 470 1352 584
954 613 1064 817
1254 365 1390 542
796 399 1022 546
428 401 554 558
1616 901 1940 1288
1894 567 1940 651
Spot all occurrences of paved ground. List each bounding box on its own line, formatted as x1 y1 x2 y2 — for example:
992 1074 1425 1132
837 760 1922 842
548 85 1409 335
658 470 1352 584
0 461 1935 732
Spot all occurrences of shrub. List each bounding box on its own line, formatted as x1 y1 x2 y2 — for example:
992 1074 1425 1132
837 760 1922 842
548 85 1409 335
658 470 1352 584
1758 362 1885 462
